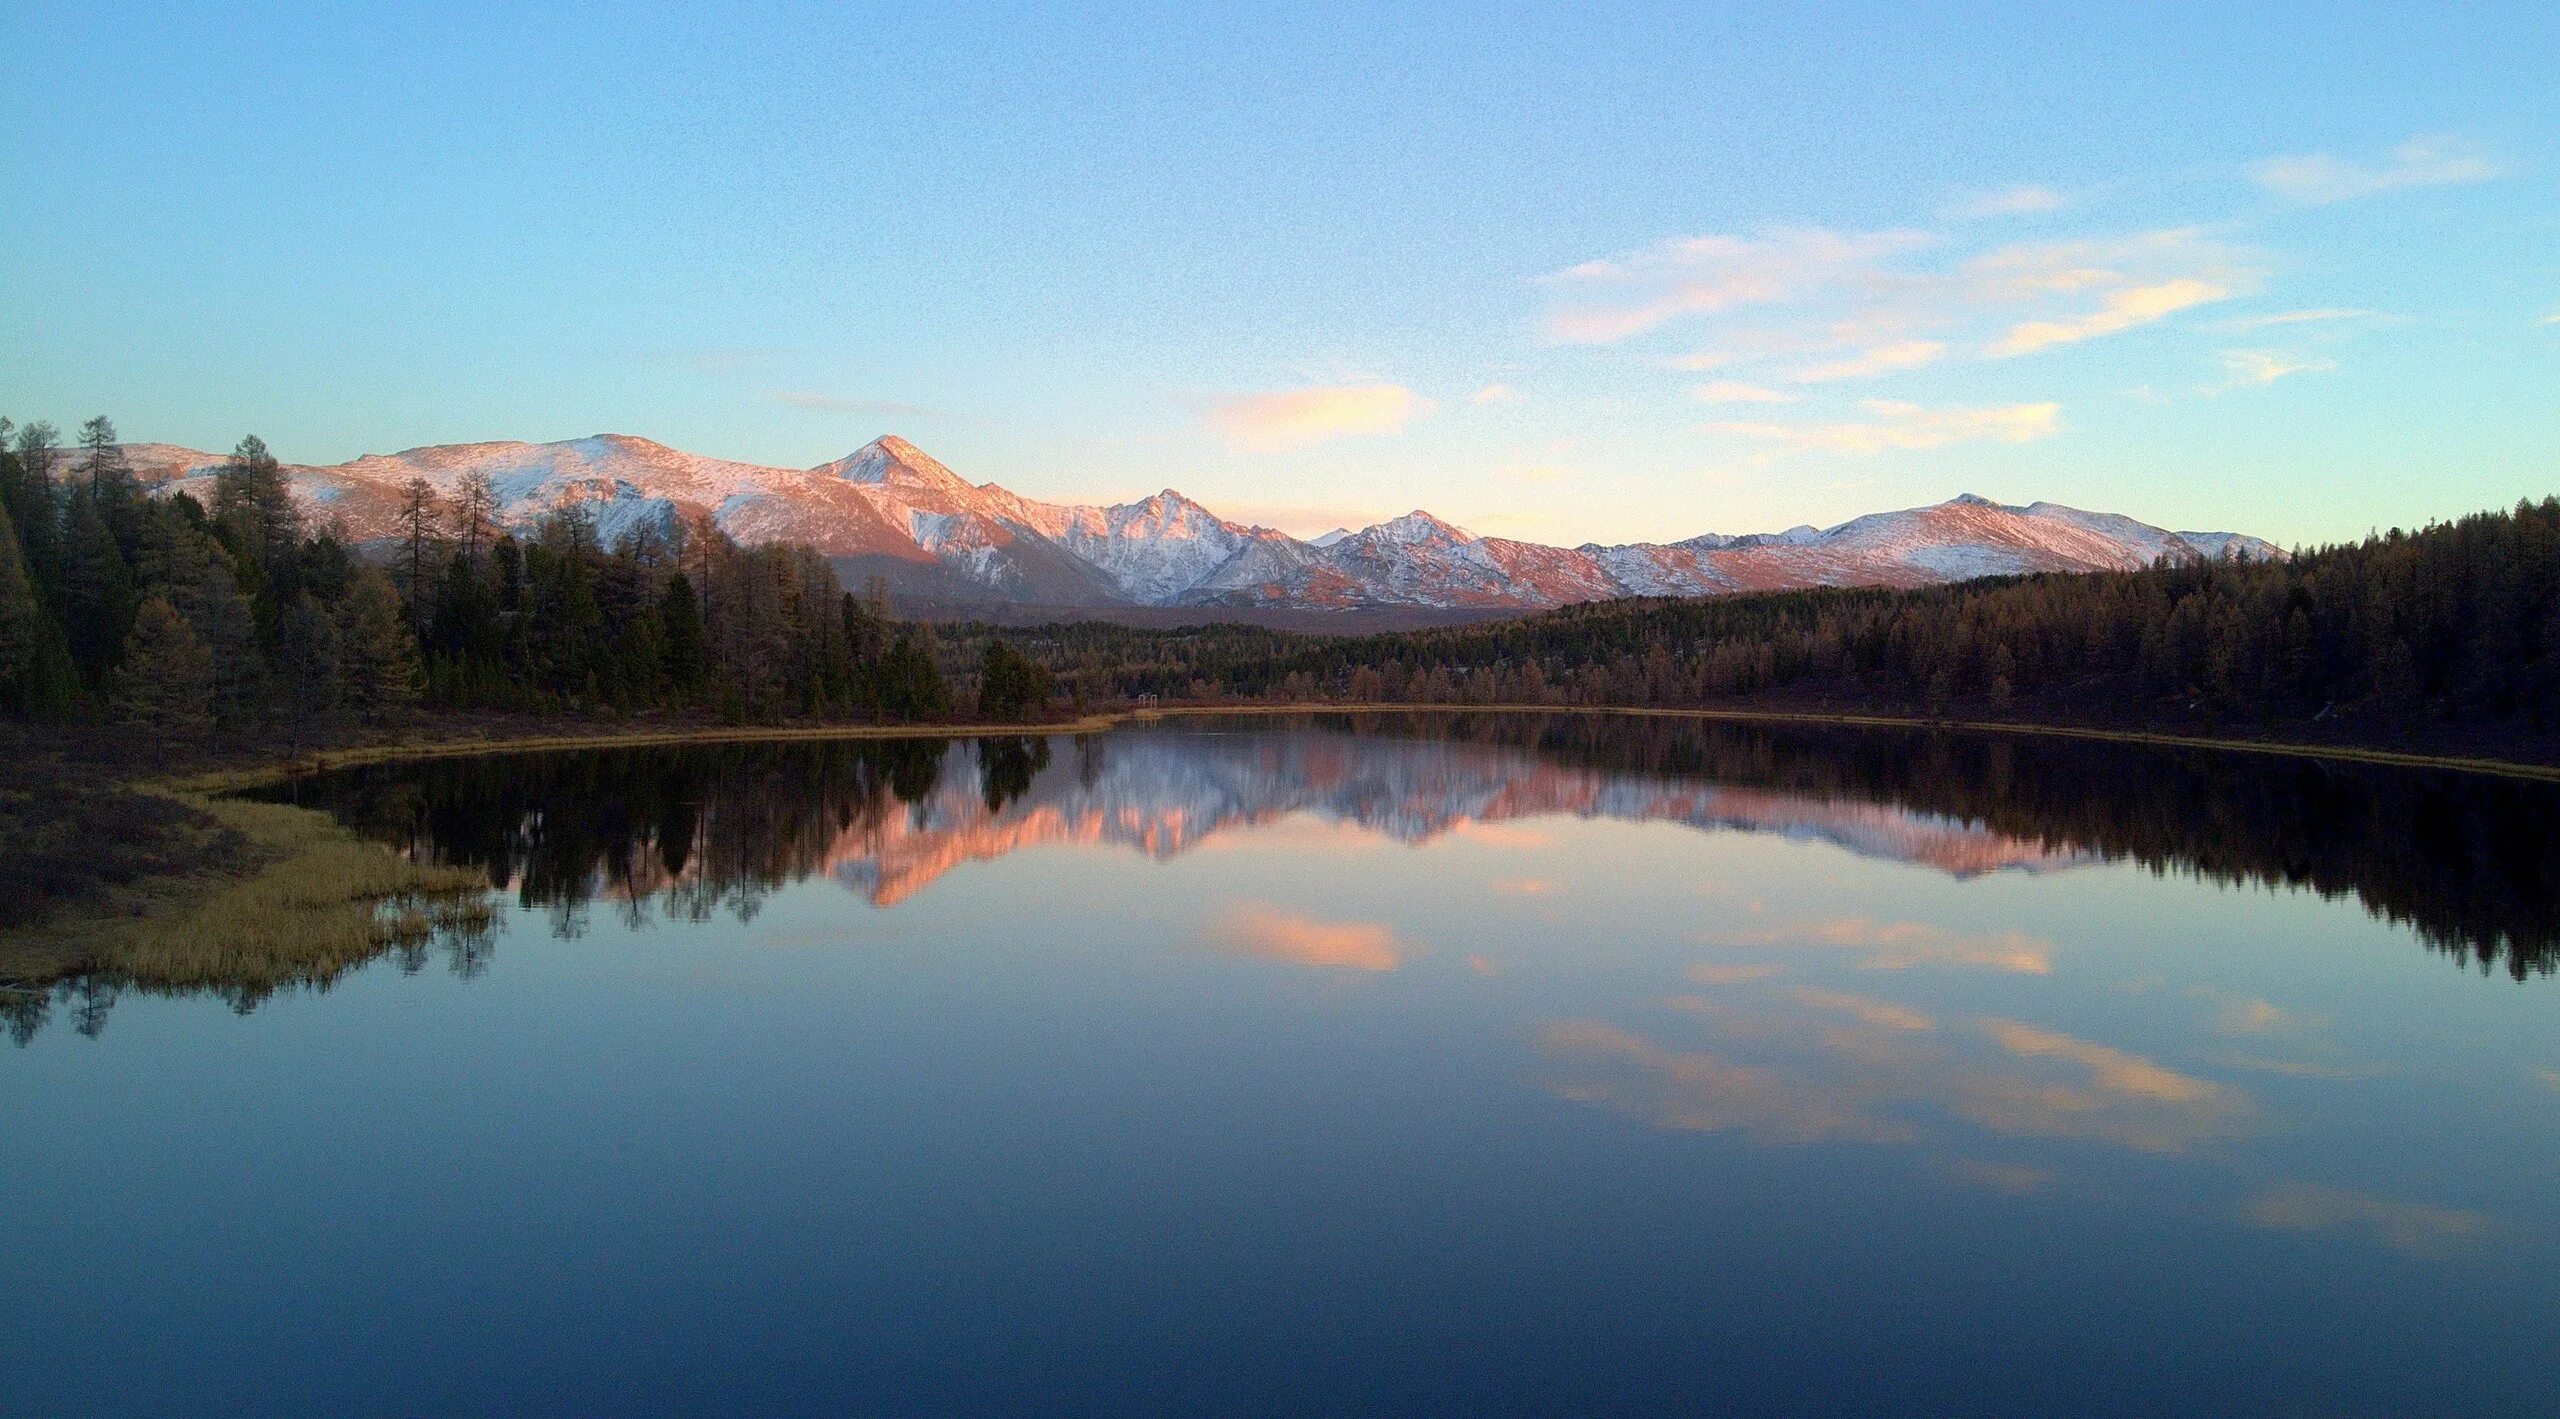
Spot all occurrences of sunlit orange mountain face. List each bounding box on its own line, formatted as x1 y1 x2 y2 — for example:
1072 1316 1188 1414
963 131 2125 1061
112 435 2277 616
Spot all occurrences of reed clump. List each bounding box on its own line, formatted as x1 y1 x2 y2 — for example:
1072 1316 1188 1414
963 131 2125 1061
1 791 495 997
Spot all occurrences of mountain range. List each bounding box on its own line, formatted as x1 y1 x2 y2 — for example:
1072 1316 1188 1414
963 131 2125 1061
115 432 2279 619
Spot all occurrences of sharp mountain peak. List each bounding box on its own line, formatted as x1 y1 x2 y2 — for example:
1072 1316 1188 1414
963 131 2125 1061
115 430 2279 616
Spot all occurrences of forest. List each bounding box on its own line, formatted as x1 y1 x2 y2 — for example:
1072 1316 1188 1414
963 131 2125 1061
0 416 1050 731
4 411 2555 756
958 494 2560 744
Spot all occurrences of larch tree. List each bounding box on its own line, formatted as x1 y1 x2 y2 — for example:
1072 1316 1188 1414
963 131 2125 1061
113 596 217 731
337 566 421 719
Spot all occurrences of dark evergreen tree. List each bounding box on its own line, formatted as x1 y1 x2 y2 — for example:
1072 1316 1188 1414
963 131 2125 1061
976 638 1051 722
113 595 217 730
57 492 135 687
660 572 709 698
879 626 950 721
338 566 420 720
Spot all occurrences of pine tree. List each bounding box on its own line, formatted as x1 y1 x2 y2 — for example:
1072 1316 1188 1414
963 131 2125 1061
137 506 263 721
76 415 143 555
337 566 420 720
113 596 217 731
212 434 301 590
660 571 709 697
0 499 40 706
879 626 949 721
976 638 1051 722
7 420 62 599
453 470 498 567
398 476 441 629
58 492 135 686
275 593 343 724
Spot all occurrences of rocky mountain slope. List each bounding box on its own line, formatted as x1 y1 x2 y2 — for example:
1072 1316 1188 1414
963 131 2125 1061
116 432 2278 613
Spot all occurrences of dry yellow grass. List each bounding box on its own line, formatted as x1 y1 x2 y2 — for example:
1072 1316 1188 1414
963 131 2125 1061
1 791 493 994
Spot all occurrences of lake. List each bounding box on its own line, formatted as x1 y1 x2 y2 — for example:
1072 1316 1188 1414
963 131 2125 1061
6 712 2559 1415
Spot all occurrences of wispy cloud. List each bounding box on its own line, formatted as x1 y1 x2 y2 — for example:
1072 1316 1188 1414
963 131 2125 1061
1203 901 1403 971
1469 382 1522 405
2254 135 2499 204
2218 307 2373 332
1790 987 1936 1032
1687 962 1786 985
1990 278 2231 356
2245 1181 2488 1256
1205 383 1434 452
2204 349 2336 393
1942 185 2067 220
764 390 945 417
1704 400 2061 458
1543 226 1934 344
1705 915 2056 972
1981 1019 2217 1102
1690 380 1800 404
1789 339 1947 383
1537 1020 1917 1144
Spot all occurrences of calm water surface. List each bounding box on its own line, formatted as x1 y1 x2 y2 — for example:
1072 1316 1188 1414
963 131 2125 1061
7 714 2560 1416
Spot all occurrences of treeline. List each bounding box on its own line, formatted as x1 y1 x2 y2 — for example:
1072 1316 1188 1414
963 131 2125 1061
0 415 1062 730
969 496 2560 738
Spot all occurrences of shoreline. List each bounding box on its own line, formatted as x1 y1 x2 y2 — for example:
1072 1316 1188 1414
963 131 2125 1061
174 701 2560 794
10 700 2554 978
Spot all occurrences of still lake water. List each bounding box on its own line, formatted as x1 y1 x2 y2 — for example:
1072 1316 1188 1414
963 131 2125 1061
7 713 2560 1416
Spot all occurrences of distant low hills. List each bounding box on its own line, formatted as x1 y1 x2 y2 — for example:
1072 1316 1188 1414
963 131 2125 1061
117 433 2279 615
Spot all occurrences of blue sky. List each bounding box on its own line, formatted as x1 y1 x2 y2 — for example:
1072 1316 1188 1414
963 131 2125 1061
4 2 2554 546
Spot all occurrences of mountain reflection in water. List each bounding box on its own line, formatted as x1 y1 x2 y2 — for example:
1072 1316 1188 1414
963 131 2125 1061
259 712 2559 978
12 712 2560 1415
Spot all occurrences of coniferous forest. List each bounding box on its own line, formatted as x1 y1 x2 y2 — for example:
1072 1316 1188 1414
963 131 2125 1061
3 411 2555 758
0 416 984 731
957 495 2560 746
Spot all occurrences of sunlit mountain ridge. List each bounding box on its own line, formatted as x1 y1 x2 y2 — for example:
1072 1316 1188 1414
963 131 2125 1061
111 434 2278 613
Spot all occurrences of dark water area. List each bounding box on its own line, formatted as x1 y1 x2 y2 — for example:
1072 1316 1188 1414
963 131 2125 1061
6 713 2558 1415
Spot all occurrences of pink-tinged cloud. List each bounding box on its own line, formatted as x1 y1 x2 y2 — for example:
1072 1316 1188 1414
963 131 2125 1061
1979 1019 2215 1103
1206 901 1402 971
1704 400 2061 458
1708 916 2055 973
1990 278 2229 356
1537 1020 1917 1144
2245 1181 2488 1257
1686 962 1785 986
1790 987 1936 1032
1206 383 1434 452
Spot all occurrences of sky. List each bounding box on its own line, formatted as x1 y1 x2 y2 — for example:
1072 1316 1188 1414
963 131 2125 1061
3 2 2555 548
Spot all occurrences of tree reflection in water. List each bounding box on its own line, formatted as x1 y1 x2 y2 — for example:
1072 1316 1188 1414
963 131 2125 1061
241 713 2560 982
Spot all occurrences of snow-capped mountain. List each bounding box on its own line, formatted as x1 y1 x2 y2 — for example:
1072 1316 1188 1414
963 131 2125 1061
115 433 2279 613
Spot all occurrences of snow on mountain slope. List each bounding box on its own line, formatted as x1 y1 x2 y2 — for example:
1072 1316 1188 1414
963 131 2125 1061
116 432 2275 613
